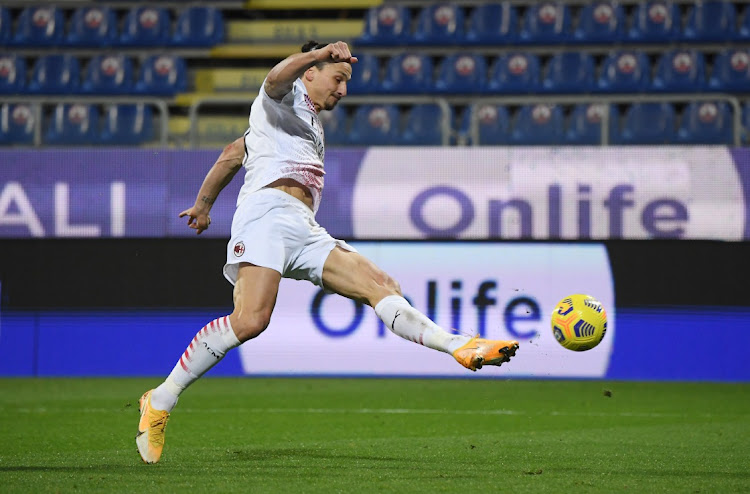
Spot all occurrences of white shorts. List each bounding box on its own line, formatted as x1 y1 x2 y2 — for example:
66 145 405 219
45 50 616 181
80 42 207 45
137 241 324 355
223 188 356 287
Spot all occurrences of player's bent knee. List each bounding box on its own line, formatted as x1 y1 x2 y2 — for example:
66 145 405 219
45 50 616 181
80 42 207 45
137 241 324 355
229 309 272 342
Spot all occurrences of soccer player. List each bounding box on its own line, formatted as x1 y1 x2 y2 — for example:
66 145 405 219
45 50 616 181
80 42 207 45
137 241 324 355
136 41 519 464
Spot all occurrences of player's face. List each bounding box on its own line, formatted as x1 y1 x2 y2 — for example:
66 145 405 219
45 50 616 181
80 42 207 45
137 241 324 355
311 62 352 112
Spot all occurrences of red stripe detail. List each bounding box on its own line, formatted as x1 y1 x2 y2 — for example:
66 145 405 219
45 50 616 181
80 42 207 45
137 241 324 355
210 320 217 332
183 349 191 361
189 342 194 351
180 356 189 372
419 334 424 346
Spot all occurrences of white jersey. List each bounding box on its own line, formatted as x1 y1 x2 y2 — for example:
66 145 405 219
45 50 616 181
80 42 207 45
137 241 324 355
237 78 326 213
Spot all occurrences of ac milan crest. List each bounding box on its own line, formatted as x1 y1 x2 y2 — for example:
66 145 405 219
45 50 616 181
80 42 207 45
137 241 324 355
233 241 245 257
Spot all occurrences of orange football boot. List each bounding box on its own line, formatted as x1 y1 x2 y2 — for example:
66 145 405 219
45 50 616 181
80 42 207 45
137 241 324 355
453 336 519 371
135 390 170 464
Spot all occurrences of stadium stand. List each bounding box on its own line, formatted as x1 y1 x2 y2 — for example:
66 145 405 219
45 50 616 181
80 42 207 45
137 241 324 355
412 4 465 45
134 55 187 96
616 102 677 144
487 53 542 93
118 7 172 46
346 53 379 94
465 3 518 45
597 51 651 92
542 52 597 93
44 103 100 146
510 104 566 144
172 7 225 47
400 104 451 145
382 53 434 94
651 49 707 92
0 103 35 145
628 1 681 42
0 7 10 45
12 6 65 46
573 2 626 42
100 104 155 145
318 104 349 146
65 6 118 47
348 104 400 145
356 5 412 46
82 55 135 95
682 0 738 41
434 53 488 94
28 54 81 94
709 49 750 92
459 104 511 145
0 55 26 94
519 2 572 43
676 101 734 144
565 103 619 145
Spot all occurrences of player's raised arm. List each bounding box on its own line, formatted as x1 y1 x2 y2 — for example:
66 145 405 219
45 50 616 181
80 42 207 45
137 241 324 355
264 41 358 101
179 136 246 235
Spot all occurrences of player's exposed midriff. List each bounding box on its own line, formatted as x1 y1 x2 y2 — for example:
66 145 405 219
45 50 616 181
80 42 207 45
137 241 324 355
265 177 314 210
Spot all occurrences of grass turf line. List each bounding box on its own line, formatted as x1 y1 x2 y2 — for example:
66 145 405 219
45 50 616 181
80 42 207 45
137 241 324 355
0 378 748 493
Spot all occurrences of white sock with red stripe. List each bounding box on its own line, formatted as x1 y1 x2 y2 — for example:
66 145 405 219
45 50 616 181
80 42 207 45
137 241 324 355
374 295 470 354
150 316 241 412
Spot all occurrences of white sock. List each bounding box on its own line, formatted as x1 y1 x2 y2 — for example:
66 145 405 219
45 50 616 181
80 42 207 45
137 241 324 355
150 316 241 412
374 295 470 354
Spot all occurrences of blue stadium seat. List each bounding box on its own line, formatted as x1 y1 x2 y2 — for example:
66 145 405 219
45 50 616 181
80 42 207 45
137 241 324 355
487 53 541 93
745 103 750 144
466 3 518 45
677 101 733 145
0 103 36 145
708 49 750 92
172 7 225 46
134 55 187 96
0 7 11 45
616 103 676 144
740 7 750 41
542 52 596 93
652 50 707 92
346 53 379 95
45 103 100 146
519 2 572 43
511 104 565 144
356 6 412 46
82 55 134 94
13 7 65 46
28 55 81 94
413 4 465 45
119 7 171 46
628 1 681 42
459 104 511 145
0 55 26 94
318 104 348 146
100 104 154 145
381 53 434 94
683 1 737 42
565 104 619 145
348 104 400 145
597 51 650 93
401 104 451 145
434 54 487 94
66 6 118 47
574 2 626 42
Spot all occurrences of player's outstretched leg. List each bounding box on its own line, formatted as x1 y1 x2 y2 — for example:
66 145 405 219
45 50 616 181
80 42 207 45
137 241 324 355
374 295 519 371
135 316 241 463
452 336 519 372
136 390 170 464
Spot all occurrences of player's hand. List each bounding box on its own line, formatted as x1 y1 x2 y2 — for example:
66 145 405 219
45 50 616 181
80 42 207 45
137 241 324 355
323 41 358 64
179 207 211 235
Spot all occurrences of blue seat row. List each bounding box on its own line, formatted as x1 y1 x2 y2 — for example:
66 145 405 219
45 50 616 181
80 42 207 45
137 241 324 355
319 102 750 146
0 6 224 47
0 103 155 146
347 49 750 95
0 54 187 95
357 1 750 46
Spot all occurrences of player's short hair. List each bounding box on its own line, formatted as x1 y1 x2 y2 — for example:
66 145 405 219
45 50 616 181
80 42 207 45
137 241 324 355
301 40 332 70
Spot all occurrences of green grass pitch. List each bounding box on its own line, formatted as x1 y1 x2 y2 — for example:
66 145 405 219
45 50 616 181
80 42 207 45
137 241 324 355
1 378 748 493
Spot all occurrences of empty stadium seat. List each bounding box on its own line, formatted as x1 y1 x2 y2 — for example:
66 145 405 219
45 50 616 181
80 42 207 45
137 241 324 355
66 6 118 47
597 51 650 92
0 55 26 94
45 103 99 145
381 53 434 94
413 4 465 45
134 55 187 96
172 7 225 46
346 53 379 94
487 53 541 93
28 55 81 94
744 103 750 143
628 1 681 42
519 2 572 43
616 103 676 144
119 7 171 46
12 7 65 46
565 104 619 145
100 104 154 145
459 104 511 145
0 103 36 145
708 49 750 92
677 101 733 145
434 54 487 94
683 1 737 41
0 7 11 45
82 55 134 94
511 104 565 144
652 50 707 92
348 105 400 145
574 2 626 42
318 104 348 146
542 52 596 93
401 104 451 145
356 6 412 46
466 3 518 45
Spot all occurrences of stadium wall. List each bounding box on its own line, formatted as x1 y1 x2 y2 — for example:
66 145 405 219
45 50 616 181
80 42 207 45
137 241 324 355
1 148 749 381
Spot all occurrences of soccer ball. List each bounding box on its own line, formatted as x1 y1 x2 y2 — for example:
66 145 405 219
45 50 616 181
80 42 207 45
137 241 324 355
551 294 607 352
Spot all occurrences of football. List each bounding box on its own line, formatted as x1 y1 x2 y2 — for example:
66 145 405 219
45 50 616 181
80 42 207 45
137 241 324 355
551 294 607 351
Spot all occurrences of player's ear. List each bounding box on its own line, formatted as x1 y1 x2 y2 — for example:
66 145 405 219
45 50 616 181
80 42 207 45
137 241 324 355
304 67 316 82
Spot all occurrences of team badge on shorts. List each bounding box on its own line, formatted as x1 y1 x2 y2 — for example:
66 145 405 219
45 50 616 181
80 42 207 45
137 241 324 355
233 241 245 257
